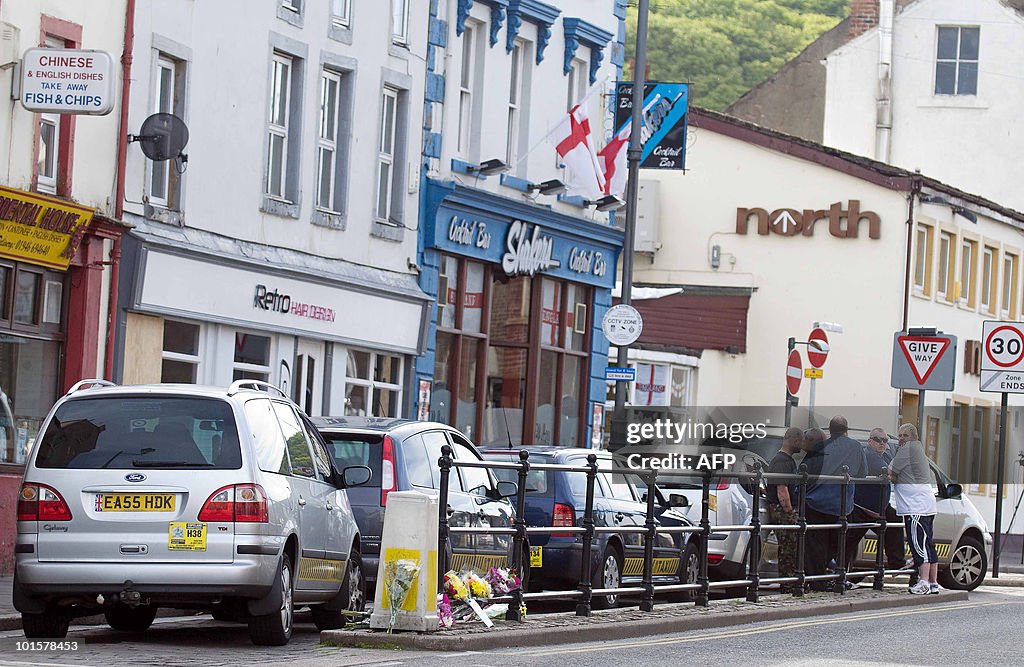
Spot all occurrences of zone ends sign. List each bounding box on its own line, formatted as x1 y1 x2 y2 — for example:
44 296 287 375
20 48 116 116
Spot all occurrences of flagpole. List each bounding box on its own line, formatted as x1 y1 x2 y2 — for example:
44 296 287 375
611 0 649 446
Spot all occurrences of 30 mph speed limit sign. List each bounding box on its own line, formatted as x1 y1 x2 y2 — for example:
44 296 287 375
981 321 1024 393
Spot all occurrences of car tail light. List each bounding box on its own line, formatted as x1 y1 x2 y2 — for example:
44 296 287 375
551 502 575 537
198 484 268 523
708 553 724 565
17 483 72 521
381 435 397 506
716 477 732 491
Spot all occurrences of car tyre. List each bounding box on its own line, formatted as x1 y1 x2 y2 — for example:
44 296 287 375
670 541 700 602
22 612 70 639
591 547 622 610
312 550 365 631
248 553 294 646
104 604 157 632
938 535 987 591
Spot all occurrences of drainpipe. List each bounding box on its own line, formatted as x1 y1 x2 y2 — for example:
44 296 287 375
106 0 135 380
901 175 921 332
875 0 894 162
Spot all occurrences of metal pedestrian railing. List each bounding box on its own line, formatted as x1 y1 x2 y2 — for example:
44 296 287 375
436 445 915 621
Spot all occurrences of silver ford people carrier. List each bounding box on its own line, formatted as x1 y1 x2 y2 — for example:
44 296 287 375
14 380 370 645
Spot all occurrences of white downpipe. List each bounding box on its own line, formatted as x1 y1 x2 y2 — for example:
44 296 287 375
875 0 895 162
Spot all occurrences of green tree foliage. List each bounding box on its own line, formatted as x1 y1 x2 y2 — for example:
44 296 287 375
627 0 848 110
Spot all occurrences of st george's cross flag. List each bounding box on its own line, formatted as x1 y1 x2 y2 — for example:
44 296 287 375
548 102 605 199
598 123 630 196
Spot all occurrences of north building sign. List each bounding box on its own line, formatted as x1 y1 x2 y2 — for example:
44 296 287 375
736 200 880 239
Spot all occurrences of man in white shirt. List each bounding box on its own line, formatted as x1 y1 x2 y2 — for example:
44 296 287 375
890 423 939 594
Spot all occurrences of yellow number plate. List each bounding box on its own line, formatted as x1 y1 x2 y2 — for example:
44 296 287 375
168 522 207 551
95 493 175 512
529 545 542 567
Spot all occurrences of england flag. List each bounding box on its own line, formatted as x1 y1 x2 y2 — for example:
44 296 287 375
598 123 630 196
548 102 605 199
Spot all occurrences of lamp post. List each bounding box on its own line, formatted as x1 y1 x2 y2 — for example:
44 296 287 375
611 0 650 434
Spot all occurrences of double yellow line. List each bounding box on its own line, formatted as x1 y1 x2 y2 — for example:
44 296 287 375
502 600 1008 657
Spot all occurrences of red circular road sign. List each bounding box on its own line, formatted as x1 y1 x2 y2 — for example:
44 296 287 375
808 328 830 369
985 324 1024 369
787 350 803 396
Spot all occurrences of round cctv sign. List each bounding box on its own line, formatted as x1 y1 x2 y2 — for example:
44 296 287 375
602 304 644 346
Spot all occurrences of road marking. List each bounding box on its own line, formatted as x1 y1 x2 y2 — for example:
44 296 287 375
0 661 98 667
503 600 1008 657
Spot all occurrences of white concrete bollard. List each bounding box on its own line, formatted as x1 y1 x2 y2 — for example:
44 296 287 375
369 490 440 632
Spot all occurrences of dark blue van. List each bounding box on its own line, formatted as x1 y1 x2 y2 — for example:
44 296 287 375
481 447 699 608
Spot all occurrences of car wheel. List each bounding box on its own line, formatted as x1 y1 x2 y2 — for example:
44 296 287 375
670 542 700 602
591 547 622 610
312 551 365 631
939 535 987 591
104 604 157 632
22 612 70 639
248 553 294 646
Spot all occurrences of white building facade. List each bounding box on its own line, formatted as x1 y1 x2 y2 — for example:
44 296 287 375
116 0 432 418
629 108 1024 536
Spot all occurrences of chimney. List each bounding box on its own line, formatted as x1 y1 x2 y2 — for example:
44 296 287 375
849 0 880 39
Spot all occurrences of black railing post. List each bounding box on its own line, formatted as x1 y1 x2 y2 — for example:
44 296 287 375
640 470 657 612
874 470 887 591
576 453 599 617
437 444 453 593
837 464 850 595
795 464 808 597
696 470 711 607
506 449 530 621
746 462 763 603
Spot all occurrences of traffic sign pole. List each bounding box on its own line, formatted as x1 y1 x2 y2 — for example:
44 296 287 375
994 391 1008 578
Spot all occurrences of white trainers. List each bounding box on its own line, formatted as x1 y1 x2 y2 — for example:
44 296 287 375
929 583 940 595
909 581 931 595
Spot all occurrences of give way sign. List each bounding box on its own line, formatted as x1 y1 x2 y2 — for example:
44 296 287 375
890 331 956 390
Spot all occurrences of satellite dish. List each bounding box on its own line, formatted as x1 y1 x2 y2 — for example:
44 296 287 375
129 113 189 162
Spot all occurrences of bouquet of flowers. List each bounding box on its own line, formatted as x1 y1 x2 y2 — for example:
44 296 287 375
484 567 521 595
464 571 492 600
382 558 421 633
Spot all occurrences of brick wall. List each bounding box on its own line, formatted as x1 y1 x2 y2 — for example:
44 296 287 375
849 0 880 39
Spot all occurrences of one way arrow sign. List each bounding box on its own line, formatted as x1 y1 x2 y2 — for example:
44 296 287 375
890 331 957 390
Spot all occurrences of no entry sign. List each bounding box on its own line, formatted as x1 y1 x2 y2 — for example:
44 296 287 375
981 321 1024 393
890 331 956 390
807 328 829 368
786 350 802 396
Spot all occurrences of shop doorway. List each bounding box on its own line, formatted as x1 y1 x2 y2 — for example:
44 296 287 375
294 339 325 417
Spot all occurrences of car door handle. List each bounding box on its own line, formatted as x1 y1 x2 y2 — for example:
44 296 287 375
326 502 334 511
298 497 306 507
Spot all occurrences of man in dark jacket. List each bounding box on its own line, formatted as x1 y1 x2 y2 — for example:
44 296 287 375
844 428 905 578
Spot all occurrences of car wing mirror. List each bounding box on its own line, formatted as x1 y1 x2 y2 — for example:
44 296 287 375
341 465 372 487
945 483 963 499
668 494 689 508
495 480 518 499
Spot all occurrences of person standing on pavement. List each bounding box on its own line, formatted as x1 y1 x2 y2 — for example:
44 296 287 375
767 427 803 591
802 417 868 590
890 423 939 594
844 428 904 578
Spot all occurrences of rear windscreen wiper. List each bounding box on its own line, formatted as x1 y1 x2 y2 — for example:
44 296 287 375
131 460 213 467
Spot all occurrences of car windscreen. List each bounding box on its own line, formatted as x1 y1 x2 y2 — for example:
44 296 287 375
320 432 383 487
35 396 241 469
484 453 553 497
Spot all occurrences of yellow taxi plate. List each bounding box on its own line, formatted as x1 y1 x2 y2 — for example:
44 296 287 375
95 493 175 512
169 522 207 551
530 545 542 567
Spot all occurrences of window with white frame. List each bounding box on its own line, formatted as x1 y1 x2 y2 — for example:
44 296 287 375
935 26 979 96
281 0 300 13
1002 253 1018 317
391 0 409 44
37 113 59 194
342 348 403 417
566 58 587 111
316 70 342 212
458 24 477 157
913 224 933 293
162 320 200 383
331 0 350 27
266 53 292 200
149 55 183 209
937 231 953 300
960 239 977 307
507 42 525 166
375 87 398 223
981 246 996 312
233 332 272 381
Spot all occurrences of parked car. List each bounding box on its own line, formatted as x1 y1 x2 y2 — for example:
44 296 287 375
14 380 370 645
311 417 520 592
481 447 699 608
663 426 991 591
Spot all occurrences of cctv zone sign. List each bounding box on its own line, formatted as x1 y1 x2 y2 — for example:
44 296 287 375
736 200 881 239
